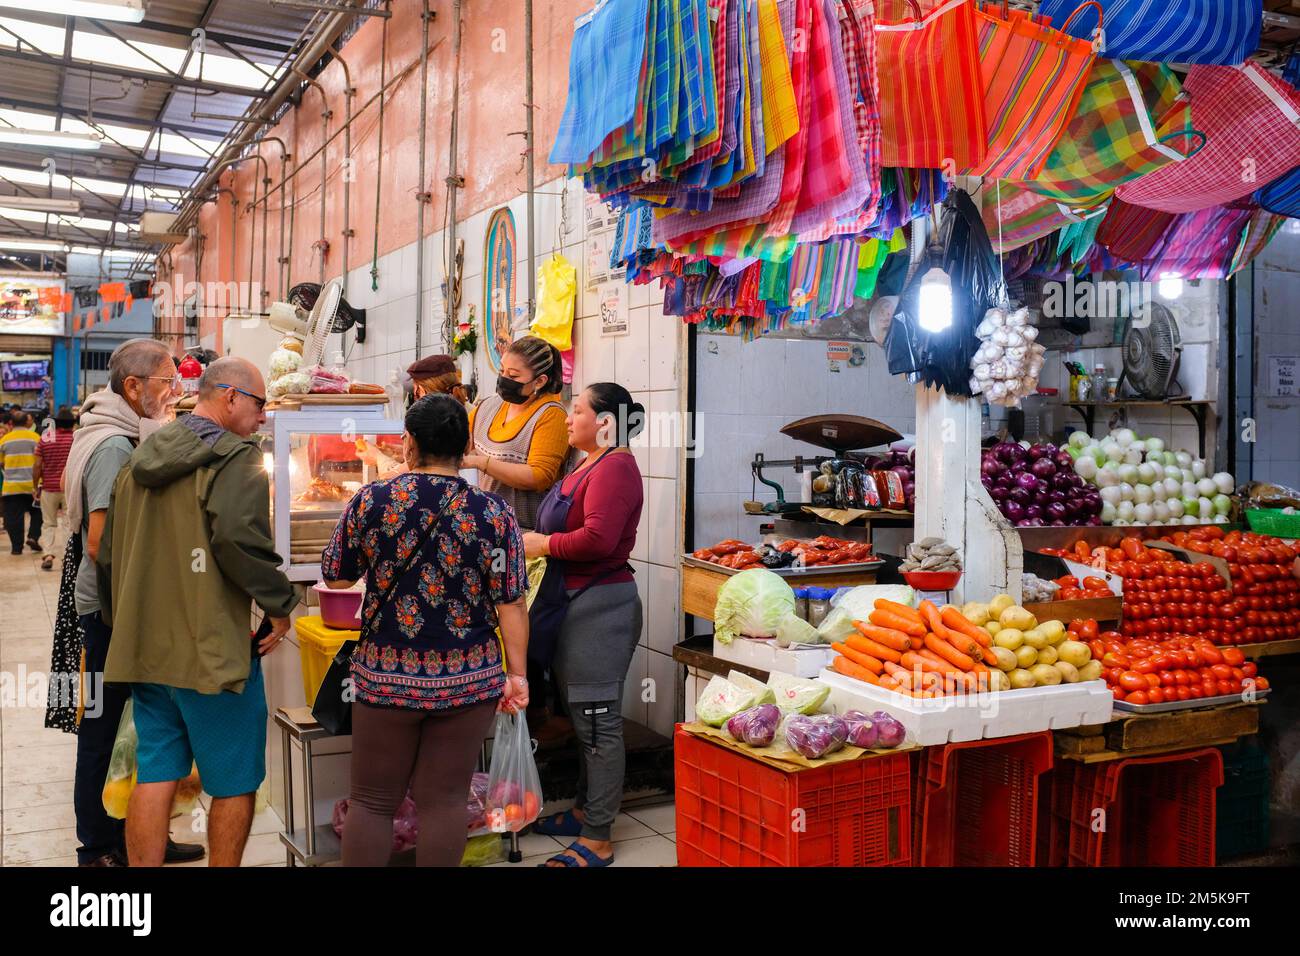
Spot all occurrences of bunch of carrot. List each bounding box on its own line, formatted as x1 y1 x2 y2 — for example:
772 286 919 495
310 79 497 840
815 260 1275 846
830 598 1000 698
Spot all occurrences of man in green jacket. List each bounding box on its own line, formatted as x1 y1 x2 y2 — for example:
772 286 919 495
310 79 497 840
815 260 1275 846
101 356 297 867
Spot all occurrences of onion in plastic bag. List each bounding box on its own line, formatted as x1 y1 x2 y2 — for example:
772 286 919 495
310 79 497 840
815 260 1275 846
783 713 848 760
869 710 906 748
841 710 879 749
269 348 302 378
725 704 782 747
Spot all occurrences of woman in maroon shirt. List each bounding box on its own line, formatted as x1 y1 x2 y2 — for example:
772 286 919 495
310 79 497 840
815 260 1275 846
522 382 644 867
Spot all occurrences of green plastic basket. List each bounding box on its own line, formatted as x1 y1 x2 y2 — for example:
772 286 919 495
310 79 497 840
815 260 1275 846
1244 508 1300 539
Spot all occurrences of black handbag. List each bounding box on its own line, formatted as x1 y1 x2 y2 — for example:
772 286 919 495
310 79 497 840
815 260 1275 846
311 486 466 735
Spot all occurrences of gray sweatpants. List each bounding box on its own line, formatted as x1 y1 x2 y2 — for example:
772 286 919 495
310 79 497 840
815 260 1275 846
552 580 642 842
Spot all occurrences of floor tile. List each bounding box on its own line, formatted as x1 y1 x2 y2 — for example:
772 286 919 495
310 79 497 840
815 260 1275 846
488 850 563 867
624 801 676 835
0 779 75 809
2 826 78 865
239 831 287 867
610 834 677 867
2 743 77 786
11 854 79 868
2 801 77 835
608 812 655 842
514 830 564 857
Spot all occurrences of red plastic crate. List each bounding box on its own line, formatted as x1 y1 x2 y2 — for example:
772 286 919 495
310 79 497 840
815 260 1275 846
673 727 911 867
1045 748 1224 866
913 731 1053 867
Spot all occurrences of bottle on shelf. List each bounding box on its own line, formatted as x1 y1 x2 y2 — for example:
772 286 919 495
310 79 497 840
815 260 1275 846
1091 365 1109 404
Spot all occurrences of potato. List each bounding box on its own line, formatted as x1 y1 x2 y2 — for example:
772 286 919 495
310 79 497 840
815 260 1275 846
1036 644 1059 666
1030 663 1063 686
999 606 1038 630
989 594 1016 615
986 669 1011 692
1022 627 1048 650
962 602 991 626
993 627 1023 650
1008 668 1036 689
1038 620 1067 645
984 621 1003 636
1077 660 1103 682
1015 645 1039 669
1057 640 1091 668
1053 661 1080 683
992 646 1019 672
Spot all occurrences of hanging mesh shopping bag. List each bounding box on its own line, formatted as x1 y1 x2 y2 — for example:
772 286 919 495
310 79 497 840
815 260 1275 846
1093 198 1175 263
1038 0 1261 66
981 180 1110 254
1116 63 1300 214
963 1 1101 180
1255 167 1300 219
1130 203 1255 279
875 0 988 169
1017 60 1202 206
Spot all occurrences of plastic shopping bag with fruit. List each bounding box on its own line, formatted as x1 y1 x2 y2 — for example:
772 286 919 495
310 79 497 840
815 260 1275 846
484 712 543 833
101 701 138 820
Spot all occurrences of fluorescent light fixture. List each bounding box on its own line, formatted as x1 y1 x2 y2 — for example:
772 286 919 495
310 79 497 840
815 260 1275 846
69 244 151 258
0 0 145 23
1157 272 1184 300
0 128 101 151
0 196 81 214
0 238 67 252
918 265 954 333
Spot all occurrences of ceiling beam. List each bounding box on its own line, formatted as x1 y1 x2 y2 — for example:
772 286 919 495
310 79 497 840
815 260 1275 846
0 95 225 139
0 47 273 98
90 19 299 57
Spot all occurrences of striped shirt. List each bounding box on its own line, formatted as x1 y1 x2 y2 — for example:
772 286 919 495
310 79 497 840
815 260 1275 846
0 428 40 496
34 427 75 493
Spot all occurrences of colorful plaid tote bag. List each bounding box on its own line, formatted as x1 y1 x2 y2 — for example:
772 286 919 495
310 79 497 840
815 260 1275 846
1117 63 1300 214
1256 167 1300 218
875 0 988 169
1229 208 1286 275
1094 198 1175 263
981 180 1109 253
1038 0 1261 66
1018 60 1202 206
964 1 1101 180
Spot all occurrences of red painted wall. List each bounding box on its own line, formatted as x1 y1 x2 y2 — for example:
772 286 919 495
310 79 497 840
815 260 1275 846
159 0 589 350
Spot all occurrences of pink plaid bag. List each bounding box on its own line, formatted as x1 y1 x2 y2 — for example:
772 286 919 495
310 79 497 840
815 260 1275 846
1116 63 1300 213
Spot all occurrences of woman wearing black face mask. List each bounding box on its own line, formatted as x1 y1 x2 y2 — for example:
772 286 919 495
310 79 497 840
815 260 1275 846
461 335 569 532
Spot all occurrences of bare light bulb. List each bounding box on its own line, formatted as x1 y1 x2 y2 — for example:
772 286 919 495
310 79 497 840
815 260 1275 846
1157 272 1184 300
918 266 953 333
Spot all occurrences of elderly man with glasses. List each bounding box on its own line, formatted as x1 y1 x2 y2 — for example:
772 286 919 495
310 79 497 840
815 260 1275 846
97 356 297 867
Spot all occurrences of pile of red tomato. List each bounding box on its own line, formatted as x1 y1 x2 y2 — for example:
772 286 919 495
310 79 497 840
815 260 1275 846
1114 560 1236 643
1071 619 1269 705
1050 574 1113 600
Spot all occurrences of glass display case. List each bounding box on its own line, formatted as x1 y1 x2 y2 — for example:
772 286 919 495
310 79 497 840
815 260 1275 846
261 405 406 582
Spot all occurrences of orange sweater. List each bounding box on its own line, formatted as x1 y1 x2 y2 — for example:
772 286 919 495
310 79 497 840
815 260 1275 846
468 394 569 490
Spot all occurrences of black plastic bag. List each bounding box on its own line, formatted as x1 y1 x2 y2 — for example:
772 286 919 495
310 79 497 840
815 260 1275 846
884 190 1005 397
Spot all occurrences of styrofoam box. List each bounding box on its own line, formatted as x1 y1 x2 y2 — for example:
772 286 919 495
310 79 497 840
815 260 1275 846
711 637 837 679
818 669 1114 745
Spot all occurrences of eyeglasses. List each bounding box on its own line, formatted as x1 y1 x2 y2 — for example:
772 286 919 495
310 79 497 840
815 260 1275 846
214 383 267 411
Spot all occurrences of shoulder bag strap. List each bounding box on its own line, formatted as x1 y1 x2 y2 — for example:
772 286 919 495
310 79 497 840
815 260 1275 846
359 483 467 637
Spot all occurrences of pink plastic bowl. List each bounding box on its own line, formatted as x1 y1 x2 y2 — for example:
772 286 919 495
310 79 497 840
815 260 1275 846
313 582 363 630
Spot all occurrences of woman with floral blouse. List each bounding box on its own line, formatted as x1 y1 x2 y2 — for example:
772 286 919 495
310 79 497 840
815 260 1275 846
322 394 530 866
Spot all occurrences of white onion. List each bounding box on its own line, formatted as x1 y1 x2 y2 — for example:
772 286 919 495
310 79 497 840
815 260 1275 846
1113 518 1132 526
1069 431 1092 448
1075 456 1098 480
1114 428 1136 448
1191 460 1207 480
1135 484 1155 504
1212 494 1233 516
1134 502 1155 524
1212 472 1235 495
1096 466 1120 489
1153 501 1171 522
1146 438 1166 454
1181 514 1199 525
1163 466 1183 482
1117 501 1136 521
1105 444 1125 465
1167 498 1185 518
1137 463 1157 485
1198 497 1214 519
1101 502 1118 523
1175 451 1193 468
1196 477 1217 497
1118 465 1140 485
1100 485 1123 505
1163 477 1182 497
1213 515 1230 524
1119 481 1137 502
1123 447 1145 466
1151 482 1167 502
1182 481 1199 499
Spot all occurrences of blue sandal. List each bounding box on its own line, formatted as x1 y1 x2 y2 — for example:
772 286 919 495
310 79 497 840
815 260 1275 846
531 808 583 837
540 841 614 868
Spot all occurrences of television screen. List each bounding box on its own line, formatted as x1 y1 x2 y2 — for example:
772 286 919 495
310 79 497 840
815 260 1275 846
1 359 49 391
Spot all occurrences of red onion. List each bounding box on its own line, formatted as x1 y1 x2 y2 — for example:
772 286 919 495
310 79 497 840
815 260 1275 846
1031 458 1057 479
1046 502 1068 521
1015 472 1039 492
1025 504 1043 522
1004 501 1025 521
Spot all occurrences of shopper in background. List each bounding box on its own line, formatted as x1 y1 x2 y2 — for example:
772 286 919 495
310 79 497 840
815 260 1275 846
524 382 645 868
1 409 42 554
31 405 77 571
408 353 468 403
99 357 295 867
321 394 530 867
61 338 203 867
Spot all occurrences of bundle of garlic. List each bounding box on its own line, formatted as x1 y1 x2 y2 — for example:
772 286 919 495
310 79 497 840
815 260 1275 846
969 306 1046 407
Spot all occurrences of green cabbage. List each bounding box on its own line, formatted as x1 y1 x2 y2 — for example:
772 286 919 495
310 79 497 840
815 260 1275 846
713 569 796 645
815 585 917 644
767 672 831 715
695 676 758 727
727 671 777 705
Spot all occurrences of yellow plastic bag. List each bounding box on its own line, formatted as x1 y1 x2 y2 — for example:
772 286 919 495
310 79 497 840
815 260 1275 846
529 254 576 352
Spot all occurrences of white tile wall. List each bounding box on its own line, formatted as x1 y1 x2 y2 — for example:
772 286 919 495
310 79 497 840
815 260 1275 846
647 649 678 737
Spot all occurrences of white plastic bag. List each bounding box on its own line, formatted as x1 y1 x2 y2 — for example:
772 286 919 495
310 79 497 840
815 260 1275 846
484 712 543 833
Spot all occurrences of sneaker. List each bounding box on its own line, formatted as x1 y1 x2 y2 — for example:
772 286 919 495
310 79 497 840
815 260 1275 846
26 539 42 553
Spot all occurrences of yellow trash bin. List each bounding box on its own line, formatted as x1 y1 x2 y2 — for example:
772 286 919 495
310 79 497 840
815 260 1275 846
295 615 360 707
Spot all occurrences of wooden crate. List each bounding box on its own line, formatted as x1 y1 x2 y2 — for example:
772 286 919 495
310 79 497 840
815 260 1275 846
1023 595 1122 625
680 560 878 621
1055 702 1260 763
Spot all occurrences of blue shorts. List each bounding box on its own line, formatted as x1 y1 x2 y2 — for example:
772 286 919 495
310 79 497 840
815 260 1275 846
132 658 267 798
